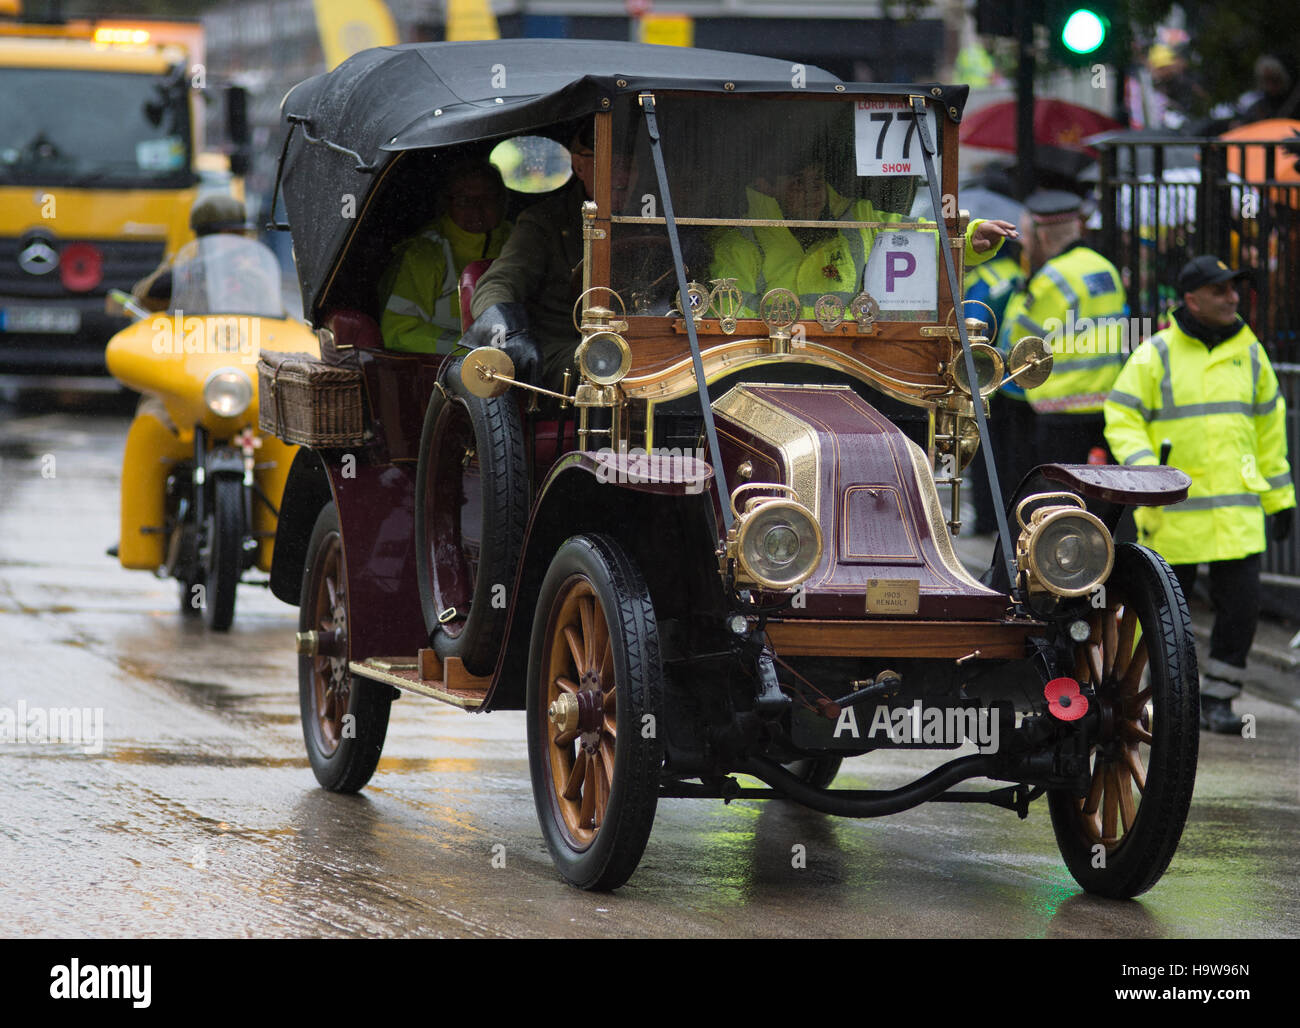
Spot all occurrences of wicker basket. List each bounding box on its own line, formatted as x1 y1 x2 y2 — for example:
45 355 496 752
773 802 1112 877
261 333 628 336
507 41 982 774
258 350 366 447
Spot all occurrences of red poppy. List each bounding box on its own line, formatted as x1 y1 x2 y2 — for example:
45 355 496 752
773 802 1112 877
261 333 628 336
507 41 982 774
1045 677 1088 721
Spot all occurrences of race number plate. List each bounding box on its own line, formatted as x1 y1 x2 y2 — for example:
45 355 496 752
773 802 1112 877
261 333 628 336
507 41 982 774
0 306 81 334
865 578 919 614
854 98 940 178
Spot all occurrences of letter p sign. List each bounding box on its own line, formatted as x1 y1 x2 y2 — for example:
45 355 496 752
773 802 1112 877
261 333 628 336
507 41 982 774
886 251 916 293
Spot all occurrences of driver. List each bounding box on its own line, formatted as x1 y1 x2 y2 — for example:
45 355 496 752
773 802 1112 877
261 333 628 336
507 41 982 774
709 149 1017 317
132 195 249 312
466 122 634 390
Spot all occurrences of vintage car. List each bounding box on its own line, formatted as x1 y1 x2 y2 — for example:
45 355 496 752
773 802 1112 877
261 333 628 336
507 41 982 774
263 40 1198 895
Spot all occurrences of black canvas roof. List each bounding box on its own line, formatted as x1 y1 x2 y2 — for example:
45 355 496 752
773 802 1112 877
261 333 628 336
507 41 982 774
277 40 969 319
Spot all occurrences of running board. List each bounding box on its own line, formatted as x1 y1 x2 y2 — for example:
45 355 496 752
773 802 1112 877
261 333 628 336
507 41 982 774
350 650 488 709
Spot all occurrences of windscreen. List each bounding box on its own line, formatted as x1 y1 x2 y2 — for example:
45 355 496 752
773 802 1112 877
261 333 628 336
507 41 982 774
0 68 192 188
610 95 944 323
170 236 285 318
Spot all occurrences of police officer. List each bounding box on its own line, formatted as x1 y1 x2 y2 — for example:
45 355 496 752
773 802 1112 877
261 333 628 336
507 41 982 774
965 237 1029 532
1104 255 1295 733
379 159 511 353
1001 190 1129 468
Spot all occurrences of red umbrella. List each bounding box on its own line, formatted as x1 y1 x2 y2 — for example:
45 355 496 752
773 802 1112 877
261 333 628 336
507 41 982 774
960 99 1125 157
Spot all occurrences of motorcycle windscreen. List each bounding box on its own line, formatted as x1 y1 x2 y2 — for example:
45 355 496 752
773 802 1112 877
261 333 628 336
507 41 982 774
608 94 943 322
169 235 287 318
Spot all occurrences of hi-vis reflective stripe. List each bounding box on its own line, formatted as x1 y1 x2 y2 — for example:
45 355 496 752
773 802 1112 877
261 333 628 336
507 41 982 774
386 295 429 319
1108 388 1281 421
1268 472 1293 488
1016 313 1046 337
1167 493 1262 512
1031 391 1110 412
1040 264 1078 307
1063 352 1127 369
1124 448 1155 465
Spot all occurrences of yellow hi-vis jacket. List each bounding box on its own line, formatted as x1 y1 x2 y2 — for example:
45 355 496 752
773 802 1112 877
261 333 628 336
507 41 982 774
379 214 511 353
1104 316 1295 565
1001 243 1128 414
708 185 1001 317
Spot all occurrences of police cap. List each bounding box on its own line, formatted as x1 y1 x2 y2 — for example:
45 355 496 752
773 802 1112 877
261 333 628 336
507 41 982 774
1176 254 1248 294
189 195 248 236
1023 190 1084 225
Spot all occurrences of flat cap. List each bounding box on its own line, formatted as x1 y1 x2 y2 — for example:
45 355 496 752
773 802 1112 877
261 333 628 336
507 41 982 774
1176 254 1248 293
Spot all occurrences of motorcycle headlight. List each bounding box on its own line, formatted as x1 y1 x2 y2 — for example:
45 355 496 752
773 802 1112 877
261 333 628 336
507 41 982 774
1018 506 1114 597
735 499 823 591
576 330 631 386
203 367 253 419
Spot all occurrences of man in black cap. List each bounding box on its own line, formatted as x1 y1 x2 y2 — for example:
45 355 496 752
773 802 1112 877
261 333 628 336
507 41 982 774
1105 255 1295 733
1000 189 1129 472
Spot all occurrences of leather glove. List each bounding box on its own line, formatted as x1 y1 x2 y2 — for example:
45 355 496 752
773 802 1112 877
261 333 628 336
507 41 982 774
462 302 542 387
1270 508 1294 542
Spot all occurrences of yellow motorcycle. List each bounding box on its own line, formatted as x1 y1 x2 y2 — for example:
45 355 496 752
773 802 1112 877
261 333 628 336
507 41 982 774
106 234 314 629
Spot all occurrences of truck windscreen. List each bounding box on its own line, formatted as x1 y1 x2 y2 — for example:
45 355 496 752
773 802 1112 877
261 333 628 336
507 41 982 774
0 67 193 188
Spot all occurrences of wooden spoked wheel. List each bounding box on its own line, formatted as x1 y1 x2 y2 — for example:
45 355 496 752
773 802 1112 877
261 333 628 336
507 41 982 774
298 502 391 793
527 534 663 890
306 527 349 758
1071 594 1152 851
541 577 617 847
1048 543 1198 899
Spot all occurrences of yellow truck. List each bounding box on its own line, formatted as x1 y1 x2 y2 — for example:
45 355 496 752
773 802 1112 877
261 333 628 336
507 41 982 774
0 15 248 379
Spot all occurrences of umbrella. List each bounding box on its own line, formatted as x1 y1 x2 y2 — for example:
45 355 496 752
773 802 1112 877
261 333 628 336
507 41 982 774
961 99 1125 157
1219 119 1300 185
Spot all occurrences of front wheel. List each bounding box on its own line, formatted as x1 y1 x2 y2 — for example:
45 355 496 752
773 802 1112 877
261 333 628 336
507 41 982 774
200 475 243 631
527 534 664 890
298 501 392 793
1048 543 1199 898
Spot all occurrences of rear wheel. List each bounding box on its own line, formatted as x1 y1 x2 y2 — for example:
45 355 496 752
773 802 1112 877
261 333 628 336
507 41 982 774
1048 543 1198 898
527 534 664 890
200 475 243 631
415 363 527 675
298 501 392 793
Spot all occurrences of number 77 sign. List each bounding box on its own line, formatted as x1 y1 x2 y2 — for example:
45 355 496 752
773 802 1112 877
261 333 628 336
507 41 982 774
854 98 941 177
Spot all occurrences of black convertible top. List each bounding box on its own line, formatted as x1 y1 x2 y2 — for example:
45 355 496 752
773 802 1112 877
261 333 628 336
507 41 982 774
277 40 970 319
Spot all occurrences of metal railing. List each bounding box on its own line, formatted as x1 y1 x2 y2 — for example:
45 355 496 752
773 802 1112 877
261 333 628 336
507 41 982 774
1094 132 1300 589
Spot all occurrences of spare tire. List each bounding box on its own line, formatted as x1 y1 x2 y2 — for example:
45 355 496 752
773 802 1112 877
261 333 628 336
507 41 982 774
415 358 528 676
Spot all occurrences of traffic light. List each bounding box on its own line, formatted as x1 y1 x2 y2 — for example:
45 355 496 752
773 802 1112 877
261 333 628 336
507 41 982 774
1045 1 1125 67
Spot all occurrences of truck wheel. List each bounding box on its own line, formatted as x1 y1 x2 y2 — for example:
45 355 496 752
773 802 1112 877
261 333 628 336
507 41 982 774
527 534 664 890
415 363 527 675
299 501 391 793
200 475 243 631
1048 543 1199 898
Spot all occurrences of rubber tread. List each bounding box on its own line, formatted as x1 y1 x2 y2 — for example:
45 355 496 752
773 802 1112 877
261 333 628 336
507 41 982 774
415 363 528 675
527 533 665 891
1048 542 1199 898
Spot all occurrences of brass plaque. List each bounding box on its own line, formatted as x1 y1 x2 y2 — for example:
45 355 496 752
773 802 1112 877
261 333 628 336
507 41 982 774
866 578 920 615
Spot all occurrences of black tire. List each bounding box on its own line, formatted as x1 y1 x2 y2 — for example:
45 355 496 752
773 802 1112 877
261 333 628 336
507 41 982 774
527 534 664 890
783 756 843 790
200 475 243 631
1047 543 1199 899
415 363 527 675
298 501 392 793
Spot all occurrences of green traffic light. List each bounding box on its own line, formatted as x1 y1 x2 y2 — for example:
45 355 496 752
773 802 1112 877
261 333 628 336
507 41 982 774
1061 9 1108 55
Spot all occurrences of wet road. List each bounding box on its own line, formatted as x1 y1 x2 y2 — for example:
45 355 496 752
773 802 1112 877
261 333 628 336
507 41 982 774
1 402 1298 938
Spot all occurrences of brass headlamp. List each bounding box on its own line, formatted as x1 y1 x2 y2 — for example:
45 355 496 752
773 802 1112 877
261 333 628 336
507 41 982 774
724 483 823 591
1014 493 1114 598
